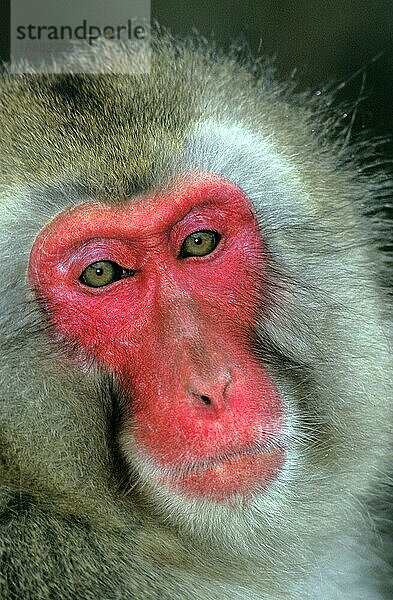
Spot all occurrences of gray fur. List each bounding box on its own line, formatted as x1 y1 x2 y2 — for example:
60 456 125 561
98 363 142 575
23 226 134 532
0 36 391 599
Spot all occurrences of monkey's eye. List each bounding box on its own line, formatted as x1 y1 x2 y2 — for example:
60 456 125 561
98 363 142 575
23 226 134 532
80 260 132 288
179 230 221 258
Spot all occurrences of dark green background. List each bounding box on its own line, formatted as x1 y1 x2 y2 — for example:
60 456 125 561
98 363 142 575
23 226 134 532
1 0 392 155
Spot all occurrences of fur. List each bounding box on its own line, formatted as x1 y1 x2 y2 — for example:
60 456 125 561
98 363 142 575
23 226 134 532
0 34 391 598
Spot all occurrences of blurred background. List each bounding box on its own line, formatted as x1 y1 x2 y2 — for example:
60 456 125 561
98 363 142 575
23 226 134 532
0 0 392 155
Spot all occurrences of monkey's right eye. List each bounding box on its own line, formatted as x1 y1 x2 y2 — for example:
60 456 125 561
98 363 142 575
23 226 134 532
80 261 129 288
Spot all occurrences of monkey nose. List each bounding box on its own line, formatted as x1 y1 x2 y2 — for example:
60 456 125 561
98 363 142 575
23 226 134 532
188 372 231 411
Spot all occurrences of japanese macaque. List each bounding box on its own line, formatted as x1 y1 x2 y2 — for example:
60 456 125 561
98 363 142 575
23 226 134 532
0 35 391 600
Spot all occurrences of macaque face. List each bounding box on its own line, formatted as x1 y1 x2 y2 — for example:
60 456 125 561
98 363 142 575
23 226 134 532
29 172 284 503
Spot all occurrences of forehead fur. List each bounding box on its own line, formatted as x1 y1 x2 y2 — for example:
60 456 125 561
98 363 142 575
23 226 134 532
0 33 384 221
0 41 198 196
0 37 317 199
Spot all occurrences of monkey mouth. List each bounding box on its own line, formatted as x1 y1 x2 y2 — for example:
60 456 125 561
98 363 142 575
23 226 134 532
168 440 285 474
160 442 285 501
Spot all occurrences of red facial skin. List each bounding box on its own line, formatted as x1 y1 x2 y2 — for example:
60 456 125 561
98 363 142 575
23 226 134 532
29 173 284 502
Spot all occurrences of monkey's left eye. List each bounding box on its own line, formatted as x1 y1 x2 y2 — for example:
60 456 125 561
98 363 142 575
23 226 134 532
179 230 221 258
80 260 133 288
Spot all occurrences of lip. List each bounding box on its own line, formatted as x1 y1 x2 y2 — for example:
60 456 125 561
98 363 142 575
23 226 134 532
159 442 285 502
162 440 285 475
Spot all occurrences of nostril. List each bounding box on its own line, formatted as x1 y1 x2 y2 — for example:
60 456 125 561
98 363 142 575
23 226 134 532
190 391 213 407
200 395 212 406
